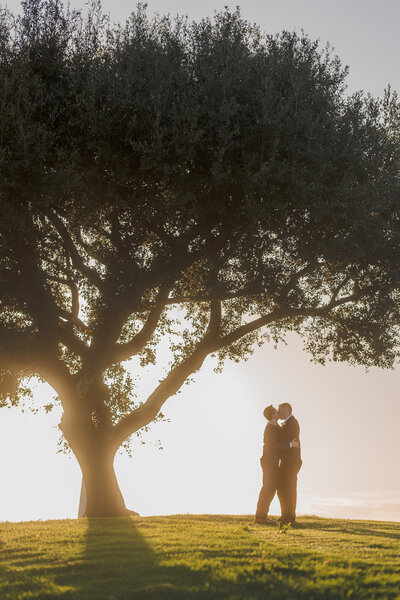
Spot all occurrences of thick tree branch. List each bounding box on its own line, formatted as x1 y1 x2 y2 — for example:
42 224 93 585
139 262 322 311
112 299 219 447
8 239 62 344
112 305 165 364
109 210 133 264
88 281 172 369
58 322 89 359
331 274 353 303
276 261 324 301
215 309 286 349
112 340 211 449
140 287 264 310
58 309 89 334
89 232 225 368
73 227 111 268
112 287 369 447
46 274 81 321
205 300 222 339
110 282 174 364
0 329 75 401
216 291 366 350
46 212 104 289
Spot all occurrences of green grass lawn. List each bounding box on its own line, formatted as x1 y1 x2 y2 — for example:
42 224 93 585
0 515 399 599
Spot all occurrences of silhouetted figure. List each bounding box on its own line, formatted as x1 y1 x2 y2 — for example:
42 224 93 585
277 402 302 524
255 405 297 525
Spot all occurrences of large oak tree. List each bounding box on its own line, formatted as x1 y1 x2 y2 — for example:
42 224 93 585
1 0 400 516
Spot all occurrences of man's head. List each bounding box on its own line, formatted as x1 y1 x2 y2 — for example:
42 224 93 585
263 405 279 421
278 402 292 420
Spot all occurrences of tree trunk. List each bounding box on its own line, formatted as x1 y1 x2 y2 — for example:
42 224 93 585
78 445 128 517
60 410 130 517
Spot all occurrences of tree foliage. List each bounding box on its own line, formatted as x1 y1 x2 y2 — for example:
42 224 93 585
1 0 400 455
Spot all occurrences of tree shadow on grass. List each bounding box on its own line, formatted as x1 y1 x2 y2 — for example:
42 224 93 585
51 517 209 600
3 516 400 600
48 517 330 600
65 518 320 600
46 516 400 600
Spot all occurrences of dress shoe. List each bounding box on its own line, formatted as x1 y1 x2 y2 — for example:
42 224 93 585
278 517 295 525
254 516 276 525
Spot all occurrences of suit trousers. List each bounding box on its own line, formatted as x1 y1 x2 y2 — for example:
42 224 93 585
277 461 302 521
256 464 279 518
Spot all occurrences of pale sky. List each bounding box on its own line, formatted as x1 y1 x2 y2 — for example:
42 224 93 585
1 0 400 523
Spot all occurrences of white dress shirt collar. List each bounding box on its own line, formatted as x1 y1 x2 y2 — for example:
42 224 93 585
284 414 294 423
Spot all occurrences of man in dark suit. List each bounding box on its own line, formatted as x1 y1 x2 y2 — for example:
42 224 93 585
255 405 298 525
277 402 302 524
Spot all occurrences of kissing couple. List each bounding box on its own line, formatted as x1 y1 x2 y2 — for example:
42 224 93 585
255 402 302 525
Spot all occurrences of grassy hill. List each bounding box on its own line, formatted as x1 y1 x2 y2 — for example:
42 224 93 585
0 515 399 599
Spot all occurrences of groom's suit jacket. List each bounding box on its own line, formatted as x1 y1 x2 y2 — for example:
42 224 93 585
261 423 291 468
279 416 301 466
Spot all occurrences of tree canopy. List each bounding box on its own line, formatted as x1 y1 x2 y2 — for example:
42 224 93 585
1 0 400 514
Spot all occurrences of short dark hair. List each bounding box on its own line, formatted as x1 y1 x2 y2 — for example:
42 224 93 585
279 402 292 414
263 405 276 420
